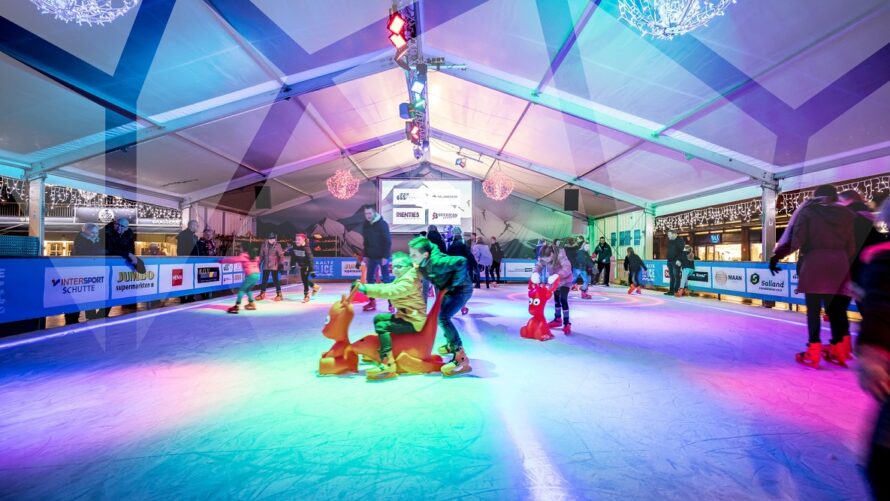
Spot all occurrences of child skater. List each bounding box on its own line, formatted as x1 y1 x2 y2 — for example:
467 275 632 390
408 236 473 377
222 245 261 313
534 244 574 334
677 245 696 296
286 233 320 303
355 252 426 380
624 247 645 294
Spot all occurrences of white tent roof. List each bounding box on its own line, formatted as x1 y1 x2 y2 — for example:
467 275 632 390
1 0 888 216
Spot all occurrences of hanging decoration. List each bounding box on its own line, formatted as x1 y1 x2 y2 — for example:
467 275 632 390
618 0 738 40
326 168 360 200
30 0 139 26
482 163 514 201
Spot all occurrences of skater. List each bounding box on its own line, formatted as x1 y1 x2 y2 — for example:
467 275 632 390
574 241 594 299
677 245 696 296
563 237 580 291
593 237 613 287
489 236 503 286
221 245 261 313
257 232 285 301
665 230 685 295
445 226 475 314
355 252 427 380
409 236 474 376
361 204 393 312
855 200 890 500
623 247 645 294
426 224 448 253
770 184 856 368
533 244 574 334
472 236 493 289
286 233 320 303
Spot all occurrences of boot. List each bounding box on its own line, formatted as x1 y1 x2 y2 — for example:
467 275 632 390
842 335 854 360
824 342 850 367
302 293 311 303
441 347 472 377
563 322 572 335
547 318 562 328
311 284 321 296
581 292 592 299
795 343 822 368
274 293 283 302
362 298 377 311
244 301 256 310
635 286 642 295
256 291 266 301
367 352 398 381
627 286 634 295
437 343 456 356
227 305 239 314
676 288 685 297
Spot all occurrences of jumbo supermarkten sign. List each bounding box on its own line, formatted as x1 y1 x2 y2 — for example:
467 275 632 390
111 265 159 298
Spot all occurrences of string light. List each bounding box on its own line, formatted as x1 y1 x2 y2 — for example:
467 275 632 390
619 0 738 40
482 164 514 201
29 0 139 27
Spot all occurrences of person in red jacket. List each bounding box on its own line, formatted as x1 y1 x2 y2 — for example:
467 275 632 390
221 246 261 314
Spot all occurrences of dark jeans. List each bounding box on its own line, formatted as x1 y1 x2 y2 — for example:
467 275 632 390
490 261 501 282
373 313 416 358
668 262 681 293
259 269 281 294
366 258 392 285
629 269 643 286
868 399 890 500
596 262 611 286
300 267 315 295
476 264 490 287
552 285 570 324
804 293 850 344
439 285 473 350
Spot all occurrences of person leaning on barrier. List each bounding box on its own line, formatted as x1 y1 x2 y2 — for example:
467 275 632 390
63 223 103 325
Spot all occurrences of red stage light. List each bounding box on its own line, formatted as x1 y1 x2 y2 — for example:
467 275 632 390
389 33 407 50
388 13 405 34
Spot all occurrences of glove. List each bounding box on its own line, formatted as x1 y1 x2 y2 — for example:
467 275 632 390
768 255 781 275
547 274 559 285
530 272 541 284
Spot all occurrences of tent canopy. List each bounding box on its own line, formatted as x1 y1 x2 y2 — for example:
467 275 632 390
1 0 888 216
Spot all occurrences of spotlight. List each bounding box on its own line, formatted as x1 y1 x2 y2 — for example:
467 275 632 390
406 121 421 143
455 157 467 168
387 13 405 34
411 80 425 94
389 33 407 50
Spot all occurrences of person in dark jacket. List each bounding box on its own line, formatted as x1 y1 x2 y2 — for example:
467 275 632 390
103 217 141 317
257 232 286 301
427 224 447 254
771 184 856 367
594 237 613 287
665 230 685 295
839 190 886 297
623 247 645 294
856 200 890 500
489 236 504 285
571 238 593 299
409 236 473 377
197 227 218 256
444 226 475 314
361 205 393 311
286 233 319 303
176 220 200 257
64 223 103 324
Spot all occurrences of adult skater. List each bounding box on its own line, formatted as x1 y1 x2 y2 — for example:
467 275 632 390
286 233 320 303
770 184 856 367
856 200 890 500
361 204 393 312
445 226 475 314
573 239 593 299
355 252 426 380
593 237 613 287
471 236 493 289
533 244 574 334
257 232 285 301
665 230 685 295
489 236 503 286
408 236 473 376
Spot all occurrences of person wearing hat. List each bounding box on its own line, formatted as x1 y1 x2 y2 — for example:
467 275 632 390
257 232 285 301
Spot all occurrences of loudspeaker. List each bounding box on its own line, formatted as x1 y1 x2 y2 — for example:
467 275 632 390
564 189 579 211
254 185 271 210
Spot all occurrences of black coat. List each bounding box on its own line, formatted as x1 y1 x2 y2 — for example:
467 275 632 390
362 217 392 259
623 253 645 273
72 232 104 256
104 222 135 258
427 229 448 254
666 237 685 263
848 201 886 284
490 242 504 261
447 238 476 274
286 244 314 270
857 243 890 351
177 229 199 256
679 252 695 270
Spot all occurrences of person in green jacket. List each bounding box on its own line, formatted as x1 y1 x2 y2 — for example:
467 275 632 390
356 252 426 380
408 236 474 377
594 237 613 286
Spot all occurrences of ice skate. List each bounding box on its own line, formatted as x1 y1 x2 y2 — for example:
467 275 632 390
437 343 456 356
274 293 283 301
244 301 256 310
227 305 239 314
547 318 562 328
441 348 472 377
311 284 321 296
635 286 642 295
302 293 311 303
627 286 634 295
795 342 822 369
362 298 377 311
581 291 592 299
366 352 398 381
676 288 686 297
841 335 854 360
824 342 850 367
256 291 266 301
563 322 572 335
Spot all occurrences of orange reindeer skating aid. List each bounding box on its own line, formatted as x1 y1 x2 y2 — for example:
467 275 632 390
520 274 561 341
319 288 359 375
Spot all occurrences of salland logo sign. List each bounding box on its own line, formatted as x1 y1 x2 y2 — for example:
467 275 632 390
393 188 426 204
429 209 460 225
44 266 109 307
172 268 183 286
746 268 788 297
158 264 194 293
340 261 362 277
393 208 426 225
111 265 159 298
711 267 746 292
196 265 221 285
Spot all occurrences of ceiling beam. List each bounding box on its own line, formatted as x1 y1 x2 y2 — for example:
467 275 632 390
651 178 762 208
774 141 890 180
430 129 652 209
182 131 405 205
433 56 776 183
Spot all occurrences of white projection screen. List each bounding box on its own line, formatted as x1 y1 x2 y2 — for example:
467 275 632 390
379 179 473 234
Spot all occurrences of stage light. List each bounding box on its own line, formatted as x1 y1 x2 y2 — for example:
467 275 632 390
413 97 425 109
411 80 425 94
388 13 406 34
389 33 407 50
455 157 467 168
